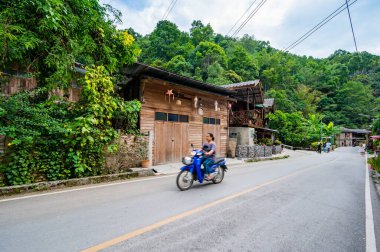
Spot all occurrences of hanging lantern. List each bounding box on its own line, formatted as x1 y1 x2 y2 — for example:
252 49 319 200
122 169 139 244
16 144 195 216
176 99 182 106
228 103 232 110
214 100 218 111
198 107 204 115
194 96 198 108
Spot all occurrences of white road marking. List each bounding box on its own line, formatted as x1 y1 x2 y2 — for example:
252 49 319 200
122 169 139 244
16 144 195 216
365 153 377 252
0 174 176 203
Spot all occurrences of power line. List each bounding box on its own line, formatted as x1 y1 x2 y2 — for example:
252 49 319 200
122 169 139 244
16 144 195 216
162 0 178 20
231 0 267 37
284 0 358 52
285 0 355 51
227 0 258 36
345 0 359 52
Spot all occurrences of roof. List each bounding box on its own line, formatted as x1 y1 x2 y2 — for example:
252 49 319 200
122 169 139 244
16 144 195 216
222 80 263 104
263 98 275 107
341 128 371 134
223 80 260 89
124 62 235 96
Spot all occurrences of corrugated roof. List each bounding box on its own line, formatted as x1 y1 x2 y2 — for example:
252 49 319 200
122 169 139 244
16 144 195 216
341 128 371 134
124 62 235 96
263 98 274 107
223 80 260 89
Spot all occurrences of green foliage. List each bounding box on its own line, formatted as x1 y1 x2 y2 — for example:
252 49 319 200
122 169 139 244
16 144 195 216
130 19 380 130
0 0 139 88
268 110 307 147
165 55 192 77
372 115 380 135
368 156 380 173
274 139 282 145
0 67 141 185
257 138 272 146
228 45 258 81
190 20 214 46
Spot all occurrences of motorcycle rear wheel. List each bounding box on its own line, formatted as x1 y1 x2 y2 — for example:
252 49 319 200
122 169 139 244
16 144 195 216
176 170 194 191
212 167 225 184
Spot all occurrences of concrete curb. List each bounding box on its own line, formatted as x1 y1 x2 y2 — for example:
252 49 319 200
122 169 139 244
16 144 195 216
0 169 154 197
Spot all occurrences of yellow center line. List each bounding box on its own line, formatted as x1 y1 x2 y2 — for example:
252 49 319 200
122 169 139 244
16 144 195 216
81 162 328 252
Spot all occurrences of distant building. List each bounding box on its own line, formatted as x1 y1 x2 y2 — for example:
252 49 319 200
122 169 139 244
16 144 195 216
335 128 371 147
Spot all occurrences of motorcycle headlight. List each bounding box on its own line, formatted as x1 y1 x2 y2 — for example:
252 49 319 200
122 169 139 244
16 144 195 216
182 156 193 165
191 151 196 156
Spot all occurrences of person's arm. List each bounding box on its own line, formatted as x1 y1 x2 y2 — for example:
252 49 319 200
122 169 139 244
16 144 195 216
205 143 216 156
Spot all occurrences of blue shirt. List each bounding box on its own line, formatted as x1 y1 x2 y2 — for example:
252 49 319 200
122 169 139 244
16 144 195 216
203 141 216 161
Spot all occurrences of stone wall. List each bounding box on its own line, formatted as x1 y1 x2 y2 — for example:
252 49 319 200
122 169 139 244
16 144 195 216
236 145 282 159
105 134 149 173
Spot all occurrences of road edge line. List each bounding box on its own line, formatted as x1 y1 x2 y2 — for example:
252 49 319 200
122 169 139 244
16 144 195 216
365 152 377 252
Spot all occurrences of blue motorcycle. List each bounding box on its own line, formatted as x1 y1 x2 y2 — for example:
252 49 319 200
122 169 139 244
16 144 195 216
176 144 228 191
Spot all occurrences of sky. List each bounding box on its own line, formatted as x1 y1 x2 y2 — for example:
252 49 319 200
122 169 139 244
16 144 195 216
101 0 380 58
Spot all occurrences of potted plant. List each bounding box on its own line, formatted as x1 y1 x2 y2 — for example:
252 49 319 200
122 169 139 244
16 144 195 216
137 141 150 168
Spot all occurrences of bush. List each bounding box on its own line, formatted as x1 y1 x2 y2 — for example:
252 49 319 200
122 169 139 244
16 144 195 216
368 156 380 173
311 142 319 150
0 66 141 186
257 138 273 146
274 139 282 145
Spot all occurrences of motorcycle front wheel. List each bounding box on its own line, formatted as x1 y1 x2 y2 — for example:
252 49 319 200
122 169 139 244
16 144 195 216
212 167 225 184
176 170 194 191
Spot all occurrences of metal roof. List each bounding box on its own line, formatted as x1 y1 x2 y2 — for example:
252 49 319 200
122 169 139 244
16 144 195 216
340 127 371 134
223 80 260 89
263 98 275 107
123 62 235 96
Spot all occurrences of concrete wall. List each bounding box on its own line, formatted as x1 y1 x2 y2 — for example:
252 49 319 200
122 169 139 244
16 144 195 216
229 127 255 146
236 145 282 158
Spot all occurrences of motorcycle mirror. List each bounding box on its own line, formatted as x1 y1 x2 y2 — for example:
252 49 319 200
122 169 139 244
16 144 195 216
190 143 194 147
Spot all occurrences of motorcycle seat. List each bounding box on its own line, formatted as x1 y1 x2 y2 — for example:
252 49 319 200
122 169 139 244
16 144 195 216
214 157 226 164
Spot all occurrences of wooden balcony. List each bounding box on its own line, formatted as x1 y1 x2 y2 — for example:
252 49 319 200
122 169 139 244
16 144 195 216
229 110 264 127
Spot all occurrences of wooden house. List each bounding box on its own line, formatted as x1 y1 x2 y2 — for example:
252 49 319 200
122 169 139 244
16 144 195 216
122 63 235 165
335 128 370 147
223 80 277 144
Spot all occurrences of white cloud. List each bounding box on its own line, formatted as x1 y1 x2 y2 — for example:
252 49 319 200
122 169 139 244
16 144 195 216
100 0 380 58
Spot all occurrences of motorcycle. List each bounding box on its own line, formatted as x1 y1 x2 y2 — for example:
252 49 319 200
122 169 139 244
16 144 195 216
176 144 228 191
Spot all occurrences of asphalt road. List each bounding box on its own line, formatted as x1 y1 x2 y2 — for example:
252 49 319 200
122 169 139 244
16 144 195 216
0 147 378 252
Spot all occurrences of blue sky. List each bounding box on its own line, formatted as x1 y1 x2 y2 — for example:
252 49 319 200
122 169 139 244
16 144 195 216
101 0 380 58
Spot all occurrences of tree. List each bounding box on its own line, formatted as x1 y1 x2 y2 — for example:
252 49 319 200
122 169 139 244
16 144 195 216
372 115 380 135
296 85 322 116
190 20 214 46
190 41 227 82
228 45 258 81
138 20 183 63
206 62 229 85
268 110 308 147
335 81 375 127
0 0 140 89
165 55 192 77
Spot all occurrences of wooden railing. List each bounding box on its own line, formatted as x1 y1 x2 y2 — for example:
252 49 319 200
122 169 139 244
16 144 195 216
229 110 264 127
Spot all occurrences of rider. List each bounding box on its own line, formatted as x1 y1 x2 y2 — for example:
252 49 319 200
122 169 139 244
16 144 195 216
201 133 216 180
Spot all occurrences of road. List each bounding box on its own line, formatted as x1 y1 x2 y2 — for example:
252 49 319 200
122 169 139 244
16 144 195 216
0 147 378 252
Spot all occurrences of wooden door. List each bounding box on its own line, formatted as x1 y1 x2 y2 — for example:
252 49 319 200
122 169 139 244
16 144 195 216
155 121 171 165
155 121 189 165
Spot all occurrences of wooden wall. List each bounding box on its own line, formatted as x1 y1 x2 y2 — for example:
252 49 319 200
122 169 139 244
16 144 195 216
139 77 229 165
1 76 37 96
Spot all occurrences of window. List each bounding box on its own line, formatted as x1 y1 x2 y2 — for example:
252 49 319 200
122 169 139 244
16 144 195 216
155 112 167 121
155 112 188 123
179 115 189 123
168 113 179 122
203 117 221 125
